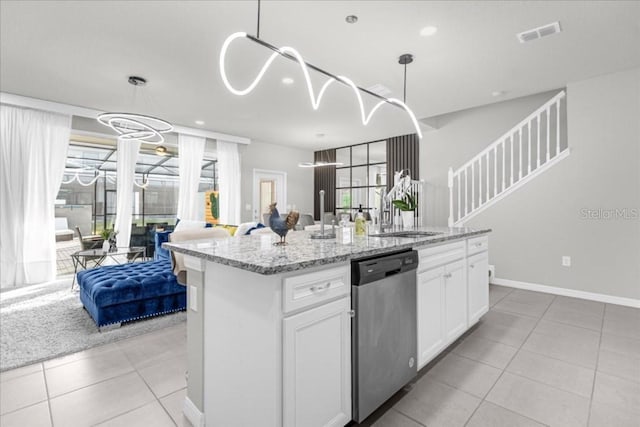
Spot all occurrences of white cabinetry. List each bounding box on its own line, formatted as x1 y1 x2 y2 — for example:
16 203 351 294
417 242 467 369
444 259 467 342
467 244 489 326
282 267 351 427
417 266 445 367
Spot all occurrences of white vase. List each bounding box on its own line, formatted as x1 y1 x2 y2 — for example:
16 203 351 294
102 240 110 252
401 210 415 229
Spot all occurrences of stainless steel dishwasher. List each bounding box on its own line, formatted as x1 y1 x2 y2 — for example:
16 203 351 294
351 249 418 423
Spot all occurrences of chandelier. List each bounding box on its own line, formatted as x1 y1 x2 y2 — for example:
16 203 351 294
97 76 173 144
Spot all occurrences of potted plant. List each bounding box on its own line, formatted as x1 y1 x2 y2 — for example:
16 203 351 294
392 194 417 229
99 228 118 252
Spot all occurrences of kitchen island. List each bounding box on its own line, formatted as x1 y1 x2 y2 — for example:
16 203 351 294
165 226 490 427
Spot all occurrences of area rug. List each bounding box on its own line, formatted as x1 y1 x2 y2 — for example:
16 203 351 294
0 278 186 372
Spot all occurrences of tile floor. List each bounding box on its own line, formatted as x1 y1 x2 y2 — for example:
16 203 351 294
1 285 638 426
365 285 640 427
0 323 189 427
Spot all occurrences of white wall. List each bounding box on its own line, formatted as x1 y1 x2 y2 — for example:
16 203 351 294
421 68 640 300
238 140 314 223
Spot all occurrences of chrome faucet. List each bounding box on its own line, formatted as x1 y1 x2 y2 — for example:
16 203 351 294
310 190 336 239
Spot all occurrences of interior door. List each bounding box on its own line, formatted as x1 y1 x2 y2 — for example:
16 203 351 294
253 169 287 221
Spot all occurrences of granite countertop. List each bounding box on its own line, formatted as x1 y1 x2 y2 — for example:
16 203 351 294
163 226 491 275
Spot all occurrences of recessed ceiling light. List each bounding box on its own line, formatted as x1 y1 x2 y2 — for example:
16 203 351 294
420 26 438 37
195 120 205 125
316 133 325 138
282 77 294 85
345 15 358 24
491 91 505 97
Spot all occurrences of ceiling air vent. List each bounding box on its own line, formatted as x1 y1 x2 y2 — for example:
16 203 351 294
517 21 561 43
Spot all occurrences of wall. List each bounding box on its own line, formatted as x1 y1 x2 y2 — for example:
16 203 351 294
238 140 314 223
427 68 639 300
420 89 563 226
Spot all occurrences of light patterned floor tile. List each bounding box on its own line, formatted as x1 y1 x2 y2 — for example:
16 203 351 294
394 377 480 426
0 371 48 415
49 372 155 427
466 401 546 427
486 372 590 427
0 401 51 427
426 352 502 398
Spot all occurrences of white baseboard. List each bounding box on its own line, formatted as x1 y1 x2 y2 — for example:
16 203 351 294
183 396 205 427
492 277 640 308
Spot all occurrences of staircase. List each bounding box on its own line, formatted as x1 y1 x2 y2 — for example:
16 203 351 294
448 91 569 227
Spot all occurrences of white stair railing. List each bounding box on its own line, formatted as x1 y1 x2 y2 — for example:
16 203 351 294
448 91 569 227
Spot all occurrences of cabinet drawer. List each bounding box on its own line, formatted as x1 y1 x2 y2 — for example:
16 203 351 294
418 241 465 271
467 235 489 256
283 265 349 313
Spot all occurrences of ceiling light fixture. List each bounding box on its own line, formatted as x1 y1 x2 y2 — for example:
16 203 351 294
97 76 173 144
282 77 294 85
195 120 205 125
345 15 358 24
420 26 438 37
62 168 149 189
219 1 422 139
298 143 343 168
491 90 505 97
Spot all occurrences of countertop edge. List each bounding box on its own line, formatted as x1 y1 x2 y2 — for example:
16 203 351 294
164 229 491 275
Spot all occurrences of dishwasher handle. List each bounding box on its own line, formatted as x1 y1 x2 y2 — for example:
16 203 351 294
354 250 418 286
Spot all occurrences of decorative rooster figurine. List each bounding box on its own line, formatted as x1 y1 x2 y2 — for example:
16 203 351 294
268 203 299 245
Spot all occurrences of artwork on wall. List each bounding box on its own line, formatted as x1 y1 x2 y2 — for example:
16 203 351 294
205 190 220 224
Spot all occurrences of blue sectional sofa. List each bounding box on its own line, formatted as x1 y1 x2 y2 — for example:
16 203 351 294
77 232 185 328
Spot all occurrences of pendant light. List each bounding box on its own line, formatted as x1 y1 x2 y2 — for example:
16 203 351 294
298 149 343 168
219 1 423 139
97 76 173 144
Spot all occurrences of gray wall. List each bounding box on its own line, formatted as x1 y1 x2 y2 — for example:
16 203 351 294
238 140 314 223
423 68 639 300
420 89 563 226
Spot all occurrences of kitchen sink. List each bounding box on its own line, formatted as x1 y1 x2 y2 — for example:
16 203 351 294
369 231 443 238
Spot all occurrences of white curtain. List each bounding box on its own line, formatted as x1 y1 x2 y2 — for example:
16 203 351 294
114 138 141 248
217 140 241 225
0 104 71 287
177 134 206 221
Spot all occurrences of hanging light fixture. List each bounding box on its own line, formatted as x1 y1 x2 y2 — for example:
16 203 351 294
155 145 169 156
298 152 343 168
62 167 149 189
219 1 423 139
97 76 173 144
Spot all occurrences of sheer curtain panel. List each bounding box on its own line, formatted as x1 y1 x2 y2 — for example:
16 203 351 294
177 134 206 221
0 104 71 287
114 138 141 248
217 140 241 225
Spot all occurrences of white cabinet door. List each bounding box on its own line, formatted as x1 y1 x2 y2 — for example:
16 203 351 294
417 266 445 369
468 251 489 326
444 260 467 343
283 297 351 427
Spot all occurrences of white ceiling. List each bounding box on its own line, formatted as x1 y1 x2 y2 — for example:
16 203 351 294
1 1 639 150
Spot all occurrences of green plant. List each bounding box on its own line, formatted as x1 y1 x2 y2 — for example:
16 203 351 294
392 194 417 211
99 228 117 240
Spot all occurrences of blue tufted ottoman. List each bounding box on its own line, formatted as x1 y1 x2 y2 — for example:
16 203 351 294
77 258 186 328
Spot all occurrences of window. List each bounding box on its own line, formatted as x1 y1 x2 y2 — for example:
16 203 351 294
56 142 218 234
334 140 387 220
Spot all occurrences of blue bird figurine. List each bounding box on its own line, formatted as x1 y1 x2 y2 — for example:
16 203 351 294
268 203 299 245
